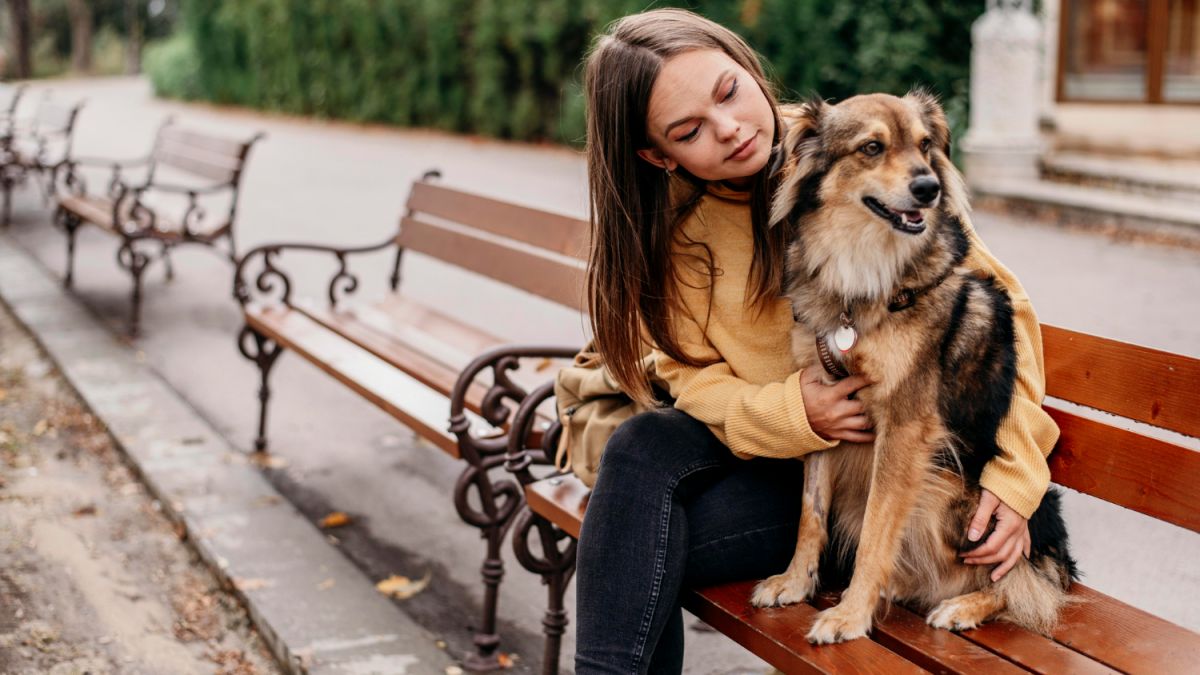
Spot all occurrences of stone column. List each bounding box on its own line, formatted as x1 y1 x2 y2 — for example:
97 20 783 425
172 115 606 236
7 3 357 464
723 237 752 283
962 0 1043 187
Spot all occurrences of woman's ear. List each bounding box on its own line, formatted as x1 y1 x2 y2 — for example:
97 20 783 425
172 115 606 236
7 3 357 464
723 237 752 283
636 147 676 172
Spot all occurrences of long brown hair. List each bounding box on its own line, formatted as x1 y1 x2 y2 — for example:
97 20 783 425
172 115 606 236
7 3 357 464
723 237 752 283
585 8 788 406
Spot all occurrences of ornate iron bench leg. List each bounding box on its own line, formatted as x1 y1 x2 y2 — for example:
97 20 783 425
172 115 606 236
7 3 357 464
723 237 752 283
1 172 12 227
55 207 81 289
512 507 577 675
117 240 151 336
237 326 284 452
161 242 175 282
452 451 522 672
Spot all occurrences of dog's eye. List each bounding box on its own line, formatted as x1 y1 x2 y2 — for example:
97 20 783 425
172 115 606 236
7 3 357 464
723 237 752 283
860 141 884 157
920 138 932 153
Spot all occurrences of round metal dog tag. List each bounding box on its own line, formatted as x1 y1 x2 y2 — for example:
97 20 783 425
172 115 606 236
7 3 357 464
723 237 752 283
834 325 857 352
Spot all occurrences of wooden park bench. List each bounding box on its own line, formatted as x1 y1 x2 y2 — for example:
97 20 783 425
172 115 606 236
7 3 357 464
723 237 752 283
54 120 263 334
232 171 588 672
1 93 82 227
482 308 1200 668
0 82 28 142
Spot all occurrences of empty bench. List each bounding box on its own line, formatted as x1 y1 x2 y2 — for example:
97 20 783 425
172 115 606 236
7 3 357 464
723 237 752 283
233 172 588 671
55 119 263 334
488 320 1200 671
2 93 82 227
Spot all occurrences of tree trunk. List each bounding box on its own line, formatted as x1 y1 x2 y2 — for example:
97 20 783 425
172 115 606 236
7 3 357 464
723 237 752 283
7 0 34 79
125 0 142 75
68 0 95 74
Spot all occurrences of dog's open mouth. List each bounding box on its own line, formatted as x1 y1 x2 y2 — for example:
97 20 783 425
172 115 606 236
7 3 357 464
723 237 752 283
863 197 926 234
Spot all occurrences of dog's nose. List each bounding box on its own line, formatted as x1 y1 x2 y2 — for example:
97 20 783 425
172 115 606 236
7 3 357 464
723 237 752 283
910 176 941 204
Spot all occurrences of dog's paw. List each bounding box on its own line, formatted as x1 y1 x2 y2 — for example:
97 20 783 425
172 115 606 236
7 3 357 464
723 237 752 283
750 570 817 608
926 595 987 632
806 603 873 644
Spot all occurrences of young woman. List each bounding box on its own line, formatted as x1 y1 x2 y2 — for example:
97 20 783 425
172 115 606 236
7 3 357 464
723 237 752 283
576 9 1060 673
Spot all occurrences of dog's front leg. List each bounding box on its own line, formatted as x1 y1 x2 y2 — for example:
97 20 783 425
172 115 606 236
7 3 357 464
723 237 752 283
806 419 933 644
751 451 832 607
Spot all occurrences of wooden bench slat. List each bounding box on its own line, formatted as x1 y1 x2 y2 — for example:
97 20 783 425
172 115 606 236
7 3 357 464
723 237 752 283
158 126 250 157
961 616 1119 675
295 300 493 402
406 182 589 259
153 147 238 183
1046 406 1200 532
58 194 114 230
806 594 1028 675
1043 584 1200 675
1043 325 1200 437
684 581 929 675
246 306 461 457
399 215 586 311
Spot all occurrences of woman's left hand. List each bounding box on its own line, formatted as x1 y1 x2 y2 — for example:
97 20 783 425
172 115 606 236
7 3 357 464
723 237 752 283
961 488 1031 582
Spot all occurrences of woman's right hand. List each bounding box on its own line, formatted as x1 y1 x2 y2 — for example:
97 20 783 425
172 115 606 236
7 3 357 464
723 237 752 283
800 368 875 443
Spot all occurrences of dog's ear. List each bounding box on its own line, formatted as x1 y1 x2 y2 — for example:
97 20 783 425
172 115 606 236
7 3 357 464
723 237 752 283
905 88 951 158
770 97 828 229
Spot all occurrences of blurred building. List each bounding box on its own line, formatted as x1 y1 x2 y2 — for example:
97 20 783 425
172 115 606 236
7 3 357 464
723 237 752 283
965 1 1199 245
1042 0 1200 157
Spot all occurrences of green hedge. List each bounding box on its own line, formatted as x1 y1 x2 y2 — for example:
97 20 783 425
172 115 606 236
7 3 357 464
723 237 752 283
148 0 982 145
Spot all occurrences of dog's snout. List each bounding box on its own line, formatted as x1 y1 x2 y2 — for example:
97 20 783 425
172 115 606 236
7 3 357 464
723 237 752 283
910 176 941 204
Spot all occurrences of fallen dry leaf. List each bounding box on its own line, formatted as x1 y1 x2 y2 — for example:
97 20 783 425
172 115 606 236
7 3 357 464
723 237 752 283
0 388 8 401
535 358 553 372
248 453 288 469
71 505 97 517
232 578 274 591
375 570 432 600
498 652 516 668
319 511 351 529
32 419 49 437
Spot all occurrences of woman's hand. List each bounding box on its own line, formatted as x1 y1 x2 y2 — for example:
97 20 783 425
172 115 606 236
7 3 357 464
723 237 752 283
962 488 1031 582
800 369 875 443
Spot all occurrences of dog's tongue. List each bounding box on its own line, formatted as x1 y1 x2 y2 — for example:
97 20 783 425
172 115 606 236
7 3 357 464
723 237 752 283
902 211 924 224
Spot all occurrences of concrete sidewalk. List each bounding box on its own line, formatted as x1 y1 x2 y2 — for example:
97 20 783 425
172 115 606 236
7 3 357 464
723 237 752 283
0 244 455 674
1 75 1197 674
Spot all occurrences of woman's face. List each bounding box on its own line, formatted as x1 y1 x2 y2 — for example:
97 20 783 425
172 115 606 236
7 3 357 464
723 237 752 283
638 48 775 184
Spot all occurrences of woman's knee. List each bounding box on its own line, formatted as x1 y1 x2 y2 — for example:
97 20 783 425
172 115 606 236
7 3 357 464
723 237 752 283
598 408 724 478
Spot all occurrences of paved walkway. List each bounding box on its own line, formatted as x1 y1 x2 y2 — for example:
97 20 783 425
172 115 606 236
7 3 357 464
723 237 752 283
3 77 1198 670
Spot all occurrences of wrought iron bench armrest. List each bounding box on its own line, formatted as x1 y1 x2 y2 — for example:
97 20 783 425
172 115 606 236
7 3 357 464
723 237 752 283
58 156 152 201
448 345 578 466
233 236 401 309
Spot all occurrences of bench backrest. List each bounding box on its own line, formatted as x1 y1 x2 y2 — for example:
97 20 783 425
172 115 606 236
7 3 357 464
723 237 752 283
0 83 25 117
32 96 82 137
1041 326 1199 533
399 178 589 310
150 123 263 187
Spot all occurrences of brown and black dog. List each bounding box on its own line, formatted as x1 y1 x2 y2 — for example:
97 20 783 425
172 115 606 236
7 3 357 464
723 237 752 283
750 91 1076 644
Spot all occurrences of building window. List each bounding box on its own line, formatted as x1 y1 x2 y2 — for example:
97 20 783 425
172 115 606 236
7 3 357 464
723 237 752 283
1059 0 1200 103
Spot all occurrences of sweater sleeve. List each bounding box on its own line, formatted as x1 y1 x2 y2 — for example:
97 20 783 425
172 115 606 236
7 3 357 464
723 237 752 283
652 305 837 460
963 222 1061 519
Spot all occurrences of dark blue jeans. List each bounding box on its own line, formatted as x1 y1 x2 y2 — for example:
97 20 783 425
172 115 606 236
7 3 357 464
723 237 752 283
575 408 805 674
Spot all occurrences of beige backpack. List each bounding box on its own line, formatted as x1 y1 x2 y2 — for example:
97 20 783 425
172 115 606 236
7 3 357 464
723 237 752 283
553 343 659 487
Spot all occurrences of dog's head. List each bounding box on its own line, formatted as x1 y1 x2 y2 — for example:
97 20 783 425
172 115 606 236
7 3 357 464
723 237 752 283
772 91 968 300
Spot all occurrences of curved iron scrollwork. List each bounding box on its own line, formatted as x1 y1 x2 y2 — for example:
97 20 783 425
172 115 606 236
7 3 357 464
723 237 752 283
328 251 360 308
180 193 208 239
232 237 399 309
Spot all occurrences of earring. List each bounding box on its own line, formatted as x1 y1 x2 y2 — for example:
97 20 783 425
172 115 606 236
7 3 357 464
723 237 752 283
664 166 673 178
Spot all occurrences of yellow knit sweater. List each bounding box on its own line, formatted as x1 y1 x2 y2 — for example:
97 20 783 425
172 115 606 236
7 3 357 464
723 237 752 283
652 182 1059 519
